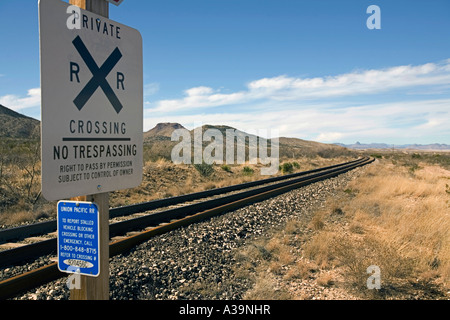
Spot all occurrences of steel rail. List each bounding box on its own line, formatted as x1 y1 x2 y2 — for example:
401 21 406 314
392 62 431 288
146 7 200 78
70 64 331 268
0 157 364 244
0 157 373 299
108 157 370 237
0 157 367 268
109 157 374 256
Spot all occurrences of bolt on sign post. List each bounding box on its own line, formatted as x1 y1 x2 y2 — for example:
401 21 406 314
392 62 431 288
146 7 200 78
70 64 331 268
39 0 142 300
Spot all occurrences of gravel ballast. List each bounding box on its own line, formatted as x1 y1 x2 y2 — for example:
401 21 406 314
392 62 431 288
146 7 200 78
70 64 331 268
10 168 363 300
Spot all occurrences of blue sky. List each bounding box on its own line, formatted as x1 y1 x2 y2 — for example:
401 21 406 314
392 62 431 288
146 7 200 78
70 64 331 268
1 0 449 144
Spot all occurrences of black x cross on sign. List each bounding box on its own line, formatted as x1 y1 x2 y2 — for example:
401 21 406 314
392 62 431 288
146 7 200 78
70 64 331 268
72 36 124 114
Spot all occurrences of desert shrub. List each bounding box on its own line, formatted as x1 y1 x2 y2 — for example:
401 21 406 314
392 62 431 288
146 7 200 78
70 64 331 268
317 148 351 159
221 164 232 173
193 162 214 177
0 139 41 204
281 162 294 174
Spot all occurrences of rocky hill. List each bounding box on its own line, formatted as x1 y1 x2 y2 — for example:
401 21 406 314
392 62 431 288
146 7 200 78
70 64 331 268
143 122 354 161
144 122 186 139
0 104 40 139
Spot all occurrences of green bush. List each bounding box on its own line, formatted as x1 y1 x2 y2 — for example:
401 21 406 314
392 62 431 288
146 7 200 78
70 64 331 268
194 162 214 177
221 164 232 173
281 162 294 174
242 166 254 175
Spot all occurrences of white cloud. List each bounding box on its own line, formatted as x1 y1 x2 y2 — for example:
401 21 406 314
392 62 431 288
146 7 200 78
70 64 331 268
144 98 450 144
247 62 450 100
0 88 41 112
152 88 247 112
316 132 345 143
144 83 160 97
185 86 214 96
143 59 450 144
148 60 450 113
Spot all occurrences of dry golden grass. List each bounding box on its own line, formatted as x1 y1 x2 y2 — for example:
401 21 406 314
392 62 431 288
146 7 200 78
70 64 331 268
243 273 292 300
303 158 450 298
237 154 449 300
284 260 318 281
317 273 335 287
308 211 326 231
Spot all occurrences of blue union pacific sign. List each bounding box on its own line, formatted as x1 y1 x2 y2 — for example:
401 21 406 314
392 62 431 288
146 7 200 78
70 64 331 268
57 201 100 277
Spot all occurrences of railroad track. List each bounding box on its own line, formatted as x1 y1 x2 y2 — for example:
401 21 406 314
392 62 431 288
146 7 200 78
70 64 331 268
0 157 368 264
0 157 373 299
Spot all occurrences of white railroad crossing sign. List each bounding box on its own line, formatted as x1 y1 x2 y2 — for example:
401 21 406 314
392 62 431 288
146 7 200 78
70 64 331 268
39 0 143 201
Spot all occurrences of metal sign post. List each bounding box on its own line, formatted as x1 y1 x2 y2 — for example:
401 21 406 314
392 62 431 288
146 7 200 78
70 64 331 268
71 0 109 301
67 194 109 300
39 0 142 300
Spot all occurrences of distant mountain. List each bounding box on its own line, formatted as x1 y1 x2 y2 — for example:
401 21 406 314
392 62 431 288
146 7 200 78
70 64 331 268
403 143 450 151
144 122 186 139
279 137 352 158
191 125 355 158
336 141 450 151
143 123 187 161
143 122 355 161
0 104 40 139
